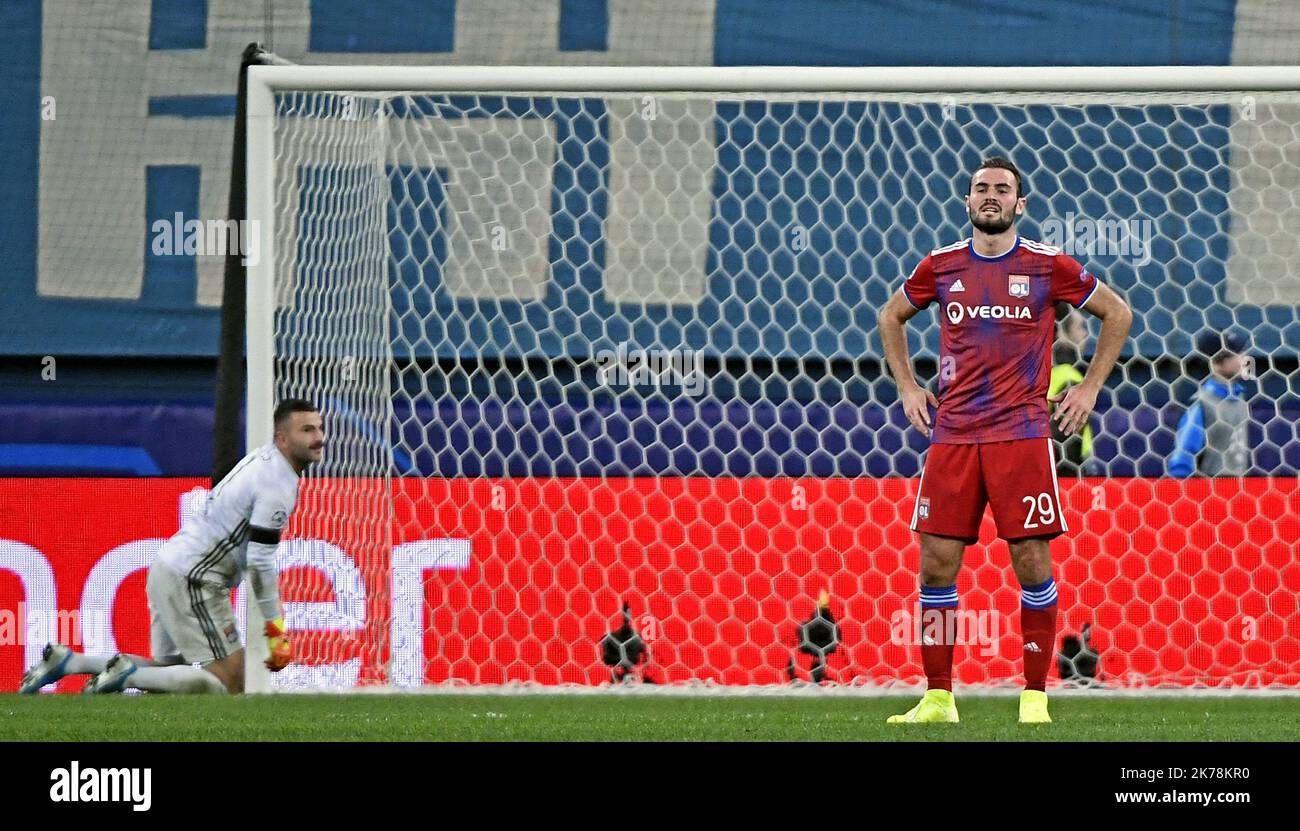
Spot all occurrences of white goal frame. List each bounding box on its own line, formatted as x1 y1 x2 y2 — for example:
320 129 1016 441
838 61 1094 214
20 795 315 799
243 64 1300 693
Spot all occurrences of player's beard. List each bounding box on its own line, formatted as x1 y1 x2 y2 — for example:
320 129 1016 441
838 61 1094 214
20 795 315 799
294 442 323 468
969 203 1016 235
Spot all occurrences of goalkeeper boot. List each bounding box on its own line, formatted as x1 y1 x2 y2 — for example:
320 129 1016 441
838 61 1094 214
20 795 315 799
887 689 960 724
83 654 137 695
1019 689 1052 724
18 643 73 694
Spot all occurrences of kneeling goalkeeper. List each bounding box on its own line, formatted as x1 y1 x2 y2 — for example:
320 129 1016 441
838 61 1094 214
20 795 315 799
20 399 323 694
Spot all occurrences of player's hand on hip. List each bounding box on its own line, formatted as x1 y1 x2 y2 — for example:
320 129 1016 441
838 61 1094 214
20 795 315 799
1049 383 1098 436
264 618 292 672
900 384 939 438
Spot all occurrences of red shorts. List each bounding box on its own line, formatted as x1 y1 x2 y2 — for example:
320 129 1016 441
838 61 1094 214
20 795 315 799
911 437 1066 543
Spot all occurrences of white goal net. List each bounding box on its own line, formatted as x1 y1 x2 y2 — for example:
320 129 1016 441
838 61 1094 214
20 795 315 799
245 66 1300 692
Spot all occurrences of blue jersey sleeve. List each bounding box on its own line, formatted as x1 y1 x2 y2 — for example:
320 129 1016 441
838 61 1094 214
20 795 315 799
1167 402 1205 477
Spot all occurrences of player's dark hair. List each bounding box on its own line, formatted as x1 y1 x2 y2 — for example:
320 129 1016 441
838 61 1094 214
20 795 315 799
1197 330 1248 364
970 156 1024 198
273 398 319 431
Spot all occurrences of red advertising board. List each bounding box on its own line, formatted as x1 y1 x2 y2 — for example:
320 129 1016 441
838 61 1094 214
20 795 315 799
2 477 1298 690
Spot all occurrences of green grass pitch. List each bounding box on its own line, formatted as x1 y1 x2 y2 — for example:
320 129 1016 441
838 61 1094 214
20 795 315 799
3 694 1298 741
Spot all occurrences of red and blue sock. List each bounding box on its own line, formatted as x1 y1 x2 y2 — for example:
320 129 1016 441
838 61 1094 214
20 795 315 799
1020 577 1058 692
919 584 959 692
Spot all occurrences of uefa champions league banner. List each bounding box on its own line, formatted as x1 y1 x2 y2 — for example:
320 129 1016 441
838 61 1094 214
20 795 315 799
1 477 1298 691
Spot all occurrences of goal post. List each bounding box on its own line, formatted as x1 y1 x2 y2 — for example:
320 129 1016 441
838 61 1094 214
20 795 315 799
245 63 1300 693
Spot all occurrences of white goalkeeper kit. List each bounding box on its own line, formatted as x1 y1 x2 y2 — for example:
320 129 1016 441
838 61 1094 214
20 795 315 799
156 444 299 623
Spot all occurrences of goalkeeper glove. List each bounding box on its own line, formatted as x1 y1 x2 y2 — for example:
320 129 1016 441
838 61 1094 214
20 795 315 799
264 618 292 672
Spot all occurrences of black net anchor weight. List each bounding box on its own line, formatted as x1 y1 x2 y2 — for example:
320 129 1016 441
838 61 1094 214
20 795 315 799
786 589 841 684
1058 622 1101 685
600 599 649 683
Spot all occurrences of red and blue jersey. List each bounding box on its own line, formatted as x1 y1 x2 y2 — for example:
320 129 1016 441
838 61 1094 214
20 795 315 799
902 236 1100 444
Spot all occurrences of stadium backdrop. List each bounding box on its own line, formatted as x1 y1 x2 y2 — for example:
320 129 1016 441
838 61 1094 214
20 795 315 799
1 1 1298 689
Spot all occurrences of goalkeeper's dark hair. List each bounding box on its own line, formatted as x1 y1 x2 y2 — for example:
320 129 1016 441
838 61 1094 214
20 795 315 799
273 398 319 430
969 156 1024 198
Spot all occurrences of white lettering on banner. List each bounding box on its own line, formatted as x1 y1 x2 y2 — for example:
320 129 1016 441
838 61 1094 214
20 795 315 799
391 540 472 687
261 658 364 690
6 527 470 690
233 539 366 690
275 541 367 631
39 4 226 305
49 761 151 812
945 302 1034 325
0 541 57 689
178 487 209 529
383 117 557 302
80 540 163 656
604 98 713 304
38 3 717 310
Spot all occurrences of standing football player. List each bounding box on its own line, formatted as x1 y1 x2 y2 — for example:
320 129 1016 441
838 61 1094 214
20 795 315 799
20 399 324 694
878 158 1132 723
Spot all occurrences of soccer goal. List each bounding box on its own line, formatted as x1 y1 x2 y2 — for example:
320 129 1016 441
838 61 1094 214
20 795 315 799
243 62 1300 693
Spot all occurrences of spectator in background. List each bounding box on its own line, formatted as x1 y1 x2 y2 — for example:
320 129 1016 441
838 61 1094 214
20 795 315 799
1049 305 1100 475
1168 330 1252 477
